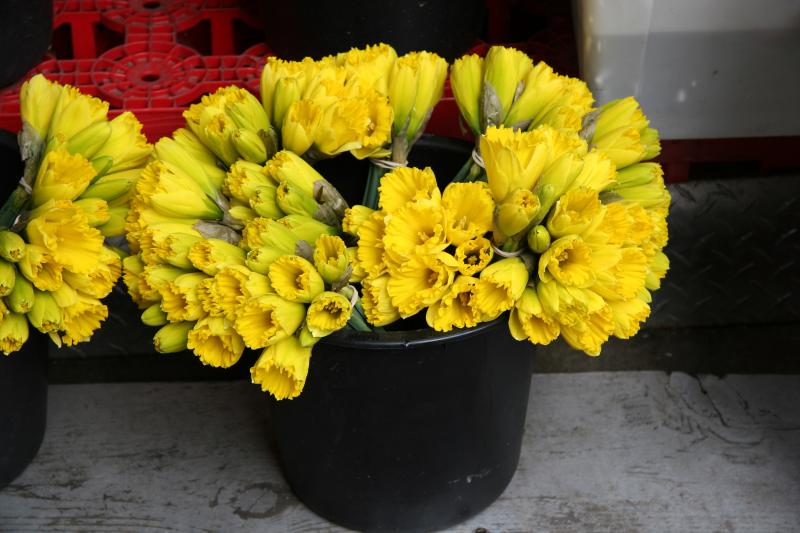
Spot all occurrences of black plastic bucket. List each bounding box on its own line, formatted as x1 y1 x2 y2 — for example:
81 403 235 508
0 333 48 488
269 317 533 532
0 0 53 88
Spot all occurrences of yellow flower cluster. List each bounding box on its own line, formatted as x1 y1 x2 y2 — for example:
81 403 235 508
451 45 593 135
124 90 359 399
261 43 447 163
344 166 521 332
0 75 151 355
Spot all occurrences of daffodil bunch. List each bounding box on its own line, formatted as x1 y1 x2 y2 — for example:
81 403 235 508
0 75 151 355
260 44 449 208
123 89 367 399
449 45 594 182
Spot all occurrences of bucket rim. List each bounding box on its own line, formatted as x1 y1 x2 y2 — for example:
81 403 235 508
320 314 506 350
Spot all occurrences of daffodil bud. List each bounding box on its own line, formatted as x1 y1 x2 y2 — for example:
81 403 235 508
0 312 29 355
482 46 533 127
276 181 318 218
249 184 284 219
272 77 303 130
73 198 111 227
527 225 551 254
495 189 540 237
19 74 62 140
141 303 168 327
98 206 128 238
278 214 337 243
450 54 484 134
28 290 62 333
224 87 271 133
232 128 268 164
615 162 662 188
533 183 557 223
0 260 16 296
388 51 448 141
613 183 671 209
281 99 321 156
155 136 224 196
245 247 285 275
0 231 26 263
265 150 324 197
342 205 375 236
225 160 274 202
66 121 111 159
250 334 312 400
313 235 349 286
153 321 195 353
7 274 34 314
80 169 139 202
90 155 113 179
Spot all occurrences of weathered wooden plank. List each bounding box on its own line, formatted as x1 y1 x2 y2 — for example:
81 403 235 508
1 373 799 532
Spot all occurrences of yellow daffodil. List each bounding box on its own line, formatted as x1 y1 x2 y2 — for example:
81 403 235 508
277 214 336 243
214 265 272 319
388 51 447 141
265 150 323 196
27 290 63 334
508 287 560 345
261 57 318 126
153 321 194 353
355 211 388 278
122 255 148 308
26 202 104 274
536 280 605 328
337 43 397 95
480 126 548 203
187 316 245 368
65 121 111 159
159 272 210 322
482 46 533 126
187 238 246 276
232 128 268 164
139 264 190 302
559 302 614 356
588 96 660 169
59 294 108 346
138 161 223 220
30 146 96 207
387 254 456 318
47 83 109 142
0 312 29 355
547 188 603 238
538 235 597 288
16 243 63 292
441 182 494 246
350 91 394 160
250 335 312 400
241 217 295 252
645 251 669 290
306 291 351 338
342 205 375 236
592 248 648 302
313 235 349 285
19 74 62 139
450 54 484 134
475 257 529 318
276 180 318 218
378 166 441 214
73 198 111 227
495 188 541 238
614 161 662 189
609 296 651 339
361 274 401 326
425 275 482 332
568 151 616 192
312 98 370 156
383 200 448 265
282 99 322 155
155 133 226 195
235 293 305 349
91 112 152 173
268 255 324 303
454 237 493 276
62 246 121 299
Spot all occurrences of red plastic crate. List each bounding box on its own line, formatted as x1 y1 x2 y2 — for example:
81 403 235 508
0 0 268 141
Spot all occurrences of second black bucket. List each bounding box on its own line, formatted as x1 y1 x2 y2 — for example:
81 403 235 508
0 333 48 488
269 317 533 532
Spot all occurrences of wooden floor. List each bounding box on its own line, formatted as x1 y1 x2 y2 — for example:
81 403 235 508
1 373 799 532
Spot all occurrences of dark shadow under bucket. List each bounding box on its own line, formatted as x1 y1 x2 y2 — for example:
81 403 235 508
0 333 48 488
269 316 533 532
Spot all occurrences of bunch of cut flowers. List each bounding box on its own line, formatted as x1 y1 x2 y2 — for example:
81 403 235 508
0 75 151 355
118 43 669 400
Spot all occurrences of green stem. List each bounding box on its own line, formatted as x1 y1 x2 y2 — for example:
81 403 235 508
348 301 373 332
362 162 388 209
0 185 31 230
